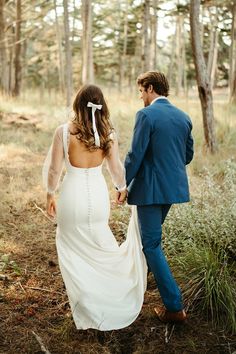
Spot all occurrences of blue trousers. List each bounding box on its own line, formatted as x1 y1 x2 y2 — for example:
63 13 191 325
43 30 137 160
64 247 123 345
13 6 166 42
137 204 183 312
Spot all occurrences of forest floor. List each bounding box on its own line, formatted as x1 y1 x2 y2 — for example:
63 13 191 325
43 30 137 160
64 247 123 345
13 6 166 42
0 107 236 354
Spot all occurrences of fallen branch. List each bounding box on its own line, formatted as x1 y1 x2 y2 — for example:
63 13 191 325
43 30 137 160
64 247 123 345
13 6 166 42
164 323 175 344
24 286 63 295
6 222 18 229
33 203 55 224
17 281 26 293
32 331 51 354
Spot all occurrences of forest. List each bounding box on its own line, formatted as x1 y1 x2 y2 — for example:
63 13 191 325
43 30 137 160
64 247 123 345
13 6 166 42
0 0 236 353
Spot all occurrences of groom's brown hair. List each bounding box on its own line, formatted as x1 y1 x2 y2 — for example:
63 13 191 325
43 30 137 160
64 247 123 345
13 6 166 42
137 71 169 97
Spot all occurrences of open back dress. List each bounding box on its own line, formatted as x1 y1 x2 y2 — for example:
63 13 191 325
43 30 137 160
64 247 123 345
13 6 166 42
43 123 147 330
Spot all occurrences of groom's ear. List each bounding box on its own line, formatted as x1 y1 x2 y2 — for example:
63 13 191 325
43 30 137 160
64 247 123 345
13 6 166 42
148 84 153 93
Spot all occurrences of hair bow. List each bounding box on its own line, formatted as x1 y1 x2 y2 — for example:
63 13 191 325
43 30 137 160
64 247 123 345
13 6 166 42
87 102 102 147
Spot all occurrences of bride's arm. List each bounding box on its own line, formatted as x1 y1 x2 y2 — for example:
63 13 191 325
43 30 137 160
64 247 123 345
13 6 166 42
42 125 64 216
105 132 127 203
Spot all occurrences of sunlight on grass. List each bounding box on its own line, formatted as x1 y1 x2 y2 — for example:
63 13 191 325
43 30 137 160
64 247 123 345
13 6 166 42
1 89 236 334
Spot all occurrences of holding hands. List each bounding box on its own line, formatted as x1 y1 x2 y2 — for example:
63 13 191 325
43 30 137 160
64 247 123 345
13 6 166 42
116 189 128 205
47 189 127 215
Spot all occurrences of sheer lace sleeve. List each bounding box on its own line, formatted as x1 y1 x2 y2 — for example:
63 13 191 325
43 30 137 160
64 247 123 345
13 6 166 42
105 132 126 191
42 125 64 195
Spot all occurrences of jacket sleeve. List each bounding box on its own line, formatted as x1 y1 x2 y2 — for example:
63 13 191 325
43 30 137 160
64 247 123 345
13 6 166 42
125 110 151 187
186 120 194 165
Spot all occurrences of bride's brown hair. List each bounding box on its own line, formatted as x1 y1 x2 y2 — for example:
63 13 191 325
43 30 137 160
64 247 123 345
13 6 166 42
72 85 113 156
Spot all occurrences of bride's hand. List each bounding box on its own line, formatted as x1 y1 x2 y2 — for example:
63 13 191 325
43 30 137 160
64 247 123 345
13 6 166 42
46 194 56 217
116 190 127 205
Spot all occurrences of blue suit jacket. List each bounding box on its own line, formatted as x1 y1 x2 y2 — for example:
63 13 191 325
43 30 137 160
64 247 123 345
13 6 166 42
124 99 194 205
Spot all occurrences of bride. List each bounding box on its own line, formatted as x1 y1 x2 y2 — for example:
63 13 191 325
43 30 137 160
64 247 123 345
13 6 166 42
43 84 147 331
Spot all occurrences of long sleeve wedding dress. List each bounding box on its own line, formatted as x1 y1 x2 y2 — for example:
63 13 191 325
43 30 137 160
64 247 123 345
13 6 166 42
43 123 147 330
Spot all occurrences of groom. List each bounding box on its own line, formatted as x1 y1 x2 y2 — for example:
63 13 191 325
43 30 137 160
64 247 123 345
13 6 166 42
122 71 194 323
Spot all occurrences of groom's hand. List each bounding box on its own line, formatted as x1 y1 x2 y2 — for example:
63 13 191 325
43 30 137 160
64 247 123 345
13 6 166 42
116 190 128 205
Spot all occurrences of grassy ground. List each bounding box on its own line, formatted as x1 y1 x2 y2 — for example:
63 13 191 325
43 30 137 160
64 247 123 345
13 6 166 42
0 90 236 353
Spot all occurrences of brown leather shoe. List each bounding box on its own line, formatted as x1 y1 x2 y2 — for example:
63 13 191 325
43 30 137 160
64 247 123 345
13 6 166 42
154 306 187 323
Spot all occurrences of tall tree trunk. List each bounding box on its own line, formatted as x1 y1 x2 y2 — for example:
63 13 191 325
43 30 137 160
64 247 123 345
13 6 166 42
134 29 142 82
21 39 27 93
121 1 128 89
176 14 184 96
81 0 94 84
150 0 158 70
190 0 217 153
207 9 218 89
13 0 21 96
8 28 14 93
118 1 128 92
72 0 76 43
128 56 133 91
0 0 8 93
63 0 73 107
229 1 236 104
142 0 150 72
167 32 176 88
182 19 187 96
118 3 122 92
54 0 65 94
210 29 218 89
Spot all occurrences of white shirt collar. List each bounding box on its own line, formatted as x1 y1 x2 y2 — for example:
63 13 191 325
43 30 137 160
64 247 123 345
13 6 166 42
150 96 168 105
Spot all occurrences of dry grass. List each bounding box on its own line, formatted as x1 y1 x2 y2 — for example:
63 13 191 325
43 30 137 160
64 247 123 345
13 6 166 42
0 90 236 353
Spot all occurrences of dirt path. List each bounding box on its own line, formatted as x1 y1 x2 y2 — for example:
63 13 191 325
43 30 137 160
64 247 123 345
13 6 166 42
0 116 235 353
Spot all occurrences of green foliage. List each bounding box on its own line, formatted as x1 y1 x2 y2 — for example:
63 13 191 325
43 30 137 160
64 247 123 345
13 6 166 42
163 160 236 332
1 0 234 93
0 254 21 275
177 243 236 332
164 160 236 257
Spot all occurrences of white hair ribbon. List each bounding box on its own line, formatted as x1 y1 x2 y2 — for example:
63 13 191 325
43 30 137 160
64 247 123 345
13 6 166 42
87 102 102 147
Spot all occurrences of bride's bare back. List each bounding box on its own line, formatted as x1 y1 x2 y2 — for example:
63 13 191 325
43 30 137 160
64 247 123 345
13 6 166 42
68 122 104 168
44 122 126 195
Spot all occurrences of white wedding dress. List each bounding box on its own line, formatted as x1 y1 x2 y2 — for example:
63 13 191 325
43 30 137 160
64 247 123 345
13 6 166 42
43 123 147 330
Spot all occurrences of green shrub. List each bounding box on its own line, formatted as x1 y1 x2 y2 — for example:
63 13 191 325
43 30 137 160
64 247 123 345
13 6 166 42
164 160 236 259
176 243 236 332
163 160 236 332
